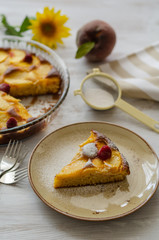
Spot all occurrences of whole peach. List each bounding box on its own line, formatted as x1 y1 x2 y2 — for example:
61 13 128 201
76 20 116 62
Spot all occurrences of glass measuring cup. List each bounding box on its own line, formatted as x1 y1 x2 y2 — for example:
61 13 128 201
74 68 159 133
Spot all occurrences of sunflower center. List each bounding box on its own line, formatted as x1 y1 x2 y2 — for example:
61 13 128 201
41 22 56 37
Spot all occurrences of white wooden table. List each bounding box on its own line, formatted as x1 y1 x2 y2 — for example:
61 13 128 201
1 0 159 239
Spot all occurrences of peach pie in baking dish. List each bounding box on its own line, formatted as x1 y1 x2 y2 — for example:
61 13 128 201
0 48 61 130
54 130 130 188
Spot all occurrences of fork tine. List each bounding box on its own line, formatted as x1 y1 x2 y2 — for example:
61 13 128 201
21 151 28 160
17 146 28 162
14 141 22 159
12 141 19 158
14 167 28 175
15 154 24 166
14 173 28 181
14 176 28 184
7 140 16 157
3 139 12 156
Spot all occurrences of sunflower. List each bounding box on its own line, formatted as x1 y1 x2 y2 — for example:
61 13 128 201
29 7 71 49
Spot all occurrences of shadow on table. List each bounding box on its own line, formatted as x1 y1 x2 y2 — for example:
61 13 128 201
39 188 159 240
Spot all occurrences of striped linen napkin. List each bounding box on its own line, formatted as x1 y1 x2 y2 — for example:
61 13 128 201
100 42 159 101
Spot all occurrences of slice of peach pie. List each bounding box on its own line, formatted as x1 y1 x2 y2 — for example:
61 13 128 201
0 87 32 130
0 48 61 130
54 130 130 188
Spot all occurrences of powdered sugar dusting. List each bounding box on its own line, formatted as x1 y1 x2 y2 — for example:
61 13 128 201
82 143 98 158
83 158 95 168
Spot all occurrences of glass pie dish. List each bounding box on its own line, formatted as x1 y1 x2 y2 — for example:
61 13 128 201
0 36 70 144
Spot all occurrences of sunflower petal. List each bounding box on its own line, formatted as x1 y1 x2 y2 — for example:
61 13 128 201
29 7 71 48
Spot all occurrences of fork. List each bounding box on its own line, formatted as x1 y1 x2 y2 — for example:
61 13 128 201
0 167 28 184
11 145 28 171
0 140 24 177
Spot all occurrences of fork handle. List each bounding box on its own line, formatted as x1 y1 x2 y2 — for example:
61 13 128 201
0 163 16 178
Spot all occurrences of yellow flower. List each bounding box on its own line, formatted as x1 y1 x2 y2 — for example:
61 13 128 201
29 7 71 49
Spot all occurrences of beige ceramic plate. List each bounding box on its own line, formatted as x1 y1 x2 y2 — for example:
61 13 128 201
28 122 159 221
